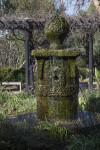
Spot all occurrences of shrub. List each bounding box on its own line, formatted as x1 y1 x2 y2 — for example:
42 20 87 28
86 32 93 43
0 67 25 82
68 134 100 150
95 67 100 85
11 67 25 82
0 86 36 117
78 68 89 80
79 90 100 113
39 121 68 141
0 67 12 82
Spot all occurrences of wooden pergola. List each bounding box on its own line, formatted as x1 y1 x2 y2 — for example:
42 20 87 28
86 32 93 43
0 17 45 91
0 15 100 91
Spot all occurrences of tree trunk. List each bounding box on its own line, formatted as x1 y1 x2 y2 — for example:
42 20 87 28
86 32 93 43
93 0 100 15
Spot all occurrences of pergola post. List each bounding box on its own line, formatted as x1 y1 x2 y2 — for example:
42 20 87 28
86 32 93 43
85 33 89 78
24 30 30 91
89 31 93 91
28 30 34 88
24 29 34 91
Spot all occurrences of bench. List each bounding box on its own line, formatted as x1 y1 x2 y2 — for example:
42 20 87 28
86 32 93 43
1 82 22 92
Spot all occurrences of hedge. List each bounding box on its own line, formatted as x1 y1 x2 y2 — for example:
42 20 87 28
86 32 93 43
0 67 25 82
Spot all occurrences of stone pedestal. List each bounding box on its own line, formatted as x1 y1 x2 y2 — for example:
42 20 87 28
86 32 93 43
31 16 80 121
32 50 80 121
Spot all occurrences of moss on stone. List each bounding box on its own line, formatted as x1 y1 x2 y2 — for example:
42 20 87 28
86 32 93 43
31 49 80 58
69 59 75 77
32 16 80 121
45 16 69 49
37 96 78 121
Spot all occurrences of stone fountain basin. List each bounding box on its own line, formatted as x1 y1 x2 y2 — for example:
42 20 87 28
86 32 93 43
31 49 80 58
7 111 100 133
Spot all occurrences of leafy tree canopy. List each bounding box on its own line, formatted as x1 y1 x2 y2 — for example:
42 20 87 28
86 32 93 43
0 0 60 16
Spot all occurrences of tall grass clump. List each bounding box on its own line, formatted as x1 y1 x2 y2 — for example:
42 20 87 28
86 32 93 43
39 121 68 141
68 134 100 150
0 86 36 117
79 90 100 113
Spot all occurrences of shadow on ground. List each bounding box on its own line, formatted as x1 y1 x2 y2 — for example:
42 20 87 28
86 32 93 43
0 114 68 150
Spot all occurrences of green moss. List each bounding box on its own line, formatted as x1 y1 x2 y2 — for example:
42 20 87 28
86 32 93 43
45 16 69 49
69 59 75 77
31 49 80 57
37 96 77 121
32 16 80 121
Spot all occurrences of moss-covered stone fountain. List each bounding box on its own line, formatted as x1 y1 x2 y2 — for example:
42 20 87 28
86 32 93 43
31 16 80 121
6 16 100 134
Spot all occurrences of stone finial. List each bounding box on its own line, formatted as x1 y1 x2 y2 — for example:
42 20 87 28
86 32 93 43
45 16 69 49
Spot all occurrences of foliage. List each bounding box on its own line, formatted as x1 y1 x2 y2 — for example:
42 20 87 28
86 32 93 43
0 86 36 117
65 29 84 50
39 121 68 141
0 67 25 82
11 67 25 82
78 67 89 80
0 31 25 68
0 0 57 16
0 0 16 15
79 90 100 112
87 2 98 15
0 118 69 150
68 134 100 150
76 56 86 68
0 67 12 81
94 30 100 67
0 86 69 150
95 67 100 85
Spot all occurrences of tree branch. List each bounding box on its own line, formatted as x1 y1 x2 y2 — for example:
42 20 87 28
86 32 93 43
12 30 25 41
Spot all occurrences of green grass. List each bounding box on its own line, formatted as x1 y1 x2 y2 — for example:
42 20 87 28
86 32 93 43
0 86 70 150
0 118 69 150
68 132 100 150
1 86 100 150
38 121 68 141
0 86 36 117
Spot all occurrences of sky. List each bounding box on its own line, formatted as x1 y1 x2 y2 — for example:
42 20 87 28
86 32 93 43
64 0 91 15
0 30 8 37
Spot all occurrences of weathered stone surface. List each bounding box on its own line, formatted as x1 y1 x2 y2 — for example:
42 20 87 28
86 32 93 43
31 49 80 57
35 57 78 97
37 96 78 121
45 16 69 49
32 16 80 121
